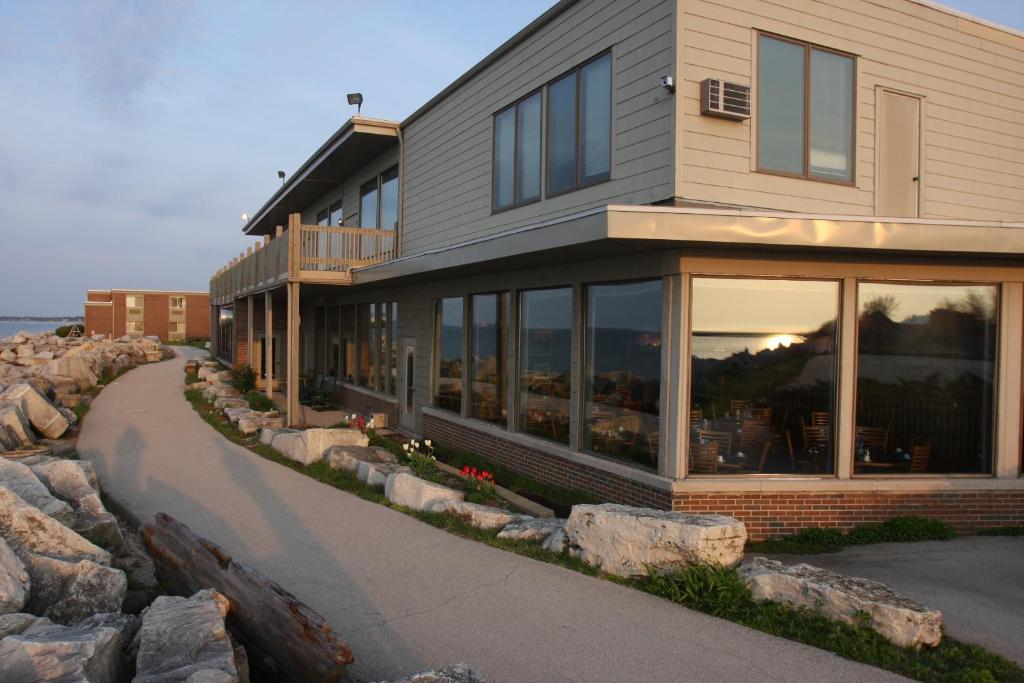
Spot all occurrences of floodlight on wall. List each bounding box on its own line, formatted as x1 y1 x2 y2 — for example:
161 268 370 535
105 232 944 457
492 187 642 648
347 92 363 115
277 170 286 185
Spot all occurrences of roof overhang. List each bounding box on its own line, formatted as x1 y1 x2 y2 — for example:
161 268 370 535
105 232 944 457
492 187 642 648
351 205 1024 287
241 117 399 237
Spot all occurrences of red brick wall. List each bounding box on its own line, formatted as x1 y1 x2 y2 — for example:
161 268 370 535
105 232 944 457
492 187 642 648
185 294 210 340
142 294 170 340
338 385 399 430
111 293 126 337
234 299 249 367
423 412 672 508
86 291 112 303
674 491 1024 540
84 305 112 337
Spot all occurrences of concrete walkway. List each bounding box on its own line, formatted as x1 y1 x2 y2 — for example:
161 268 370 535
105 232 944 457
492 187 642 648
77 350 901 683
772 537 1024 666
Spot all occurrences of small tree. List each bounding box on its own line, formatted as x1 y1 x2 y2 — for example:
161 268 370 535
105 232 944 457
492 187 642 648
231 364 257 394
862 294 899 320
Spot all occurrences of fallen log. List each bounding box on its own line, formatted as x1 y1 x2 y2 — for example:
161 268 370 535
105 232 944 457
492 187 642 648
140 512 353 682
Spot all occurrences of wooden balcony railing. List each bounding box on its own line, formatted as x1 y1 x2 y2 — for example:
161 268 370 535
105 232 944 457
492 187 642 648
209 213 397 304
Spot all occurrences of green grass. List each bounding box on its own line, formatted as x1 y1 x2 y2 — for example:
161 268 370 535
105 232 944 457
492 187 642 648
183 388 1023 682
640 565 1023 683
184 372 200 385
748 517 956 555
245 390 275 412
977 525 1024 537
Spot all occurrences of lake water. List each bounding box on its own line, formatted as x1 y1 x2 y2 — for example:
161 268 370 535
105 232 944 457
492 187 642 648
0 321 76 339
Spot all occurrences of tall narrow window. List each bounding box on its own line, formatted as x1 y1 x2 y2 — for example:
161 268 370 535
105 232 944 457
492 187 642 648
379 167 399 230
493 92 541 211
583 280 662 469
435 297 464 412
389 302 398 396
689 278 839 475
757 34 855 183
855 283 997 475
470 293 508 425
329 201 344 226
519 288 572 444
356 303 371 387
341 305 355 383
547 52 612 196
359 180 379 229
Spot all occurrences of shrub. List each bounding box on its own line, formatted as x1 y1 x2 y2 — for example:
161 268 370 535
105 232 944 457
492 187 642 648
246 390 275 411
461 466 497 504
230 364 257 394
54 324 82 337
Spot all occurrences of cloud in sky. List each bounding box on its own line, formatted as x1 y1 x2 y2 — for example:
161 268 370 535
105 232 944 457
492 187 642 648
0 0 1019 316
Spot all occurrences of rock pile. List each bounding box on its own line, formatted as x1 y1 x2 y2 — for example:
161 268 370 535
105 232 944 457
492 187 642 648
0 331 172 453
0 455 249 681
193 362 285 434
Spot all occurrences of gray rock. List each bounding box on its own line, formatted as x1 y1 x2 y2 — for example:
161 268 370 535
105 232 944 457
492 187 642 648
0 536 29 614
375 663 485 683
0 612 50 638
432 500 533 530
0 488 110 565
0 458 77 526
741 557 943 649
0 618 124 682
79 611 140 643
384 472 463 512
0 403 35 450
541 528 567 553
222 406 252 423
270 428 368 465
214 397 249 411
133 589 242 683
358 461 411 487
22 553 127 624
564 504 747 577
0 384 69 439
237 412 283 435
30 459 123 548
327 444 397 472
498 517 566 542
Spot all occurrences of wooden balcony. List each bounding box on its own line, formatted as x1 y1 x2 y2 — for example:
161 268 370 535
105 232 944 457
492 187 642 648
210 213 397 304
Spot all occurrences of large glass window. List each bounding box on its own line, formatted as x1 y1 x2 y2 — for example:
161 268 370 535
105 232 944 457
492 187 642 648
689 278 839 475
325 306 340 378
389 302 398 396
519 288 572 444
855 283 997 475
356 303 371 387
757 34 855 183
583 280 662 469
492 91 542 212
470 293 508 425
546 52 612 196
379 167 399 231
329 201 344 226
435 297 464 412
359 181 378 229
341 305 355 383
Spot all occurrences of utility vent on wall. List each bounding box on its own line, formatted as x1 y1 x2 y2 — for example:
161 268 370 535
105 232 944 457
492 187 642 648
700 78 750 120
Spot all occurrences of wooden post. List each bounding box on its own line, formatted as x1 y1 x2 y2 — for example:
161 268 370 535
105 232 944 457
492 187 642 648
286 281 301 426
287 213 301 278
246 296 254 370
275 225 283 238
265 290 274 400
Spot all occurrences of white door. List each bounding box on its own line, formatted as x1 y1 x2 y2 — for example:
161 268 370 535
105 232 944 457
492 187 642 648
876 89 922 217
401 338 416 431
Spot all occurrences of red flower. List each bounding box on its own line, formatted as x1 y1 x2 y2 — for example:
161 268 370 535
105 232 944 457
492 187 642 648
461 466 470 475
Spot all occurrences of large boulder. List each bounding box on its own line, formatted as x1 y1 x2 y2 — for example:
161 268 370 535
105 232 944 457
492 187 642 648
385 473 463 512
214 397 249 411
223 406 252 423
0 612 49 639
0 404 35 450
30 459 123 548
0 459 77 526
326 445 398 472
22 554 127 625
270 428 369 466
0 537 29 614
237 412 283 435
133 589 243 683
498 517 566 542
0 384 69 439
740 557 943 649
357 461 411 487
0 618 125 683
44 355 99 389
431 500 533 530
564 504 747 577
0 488 110 565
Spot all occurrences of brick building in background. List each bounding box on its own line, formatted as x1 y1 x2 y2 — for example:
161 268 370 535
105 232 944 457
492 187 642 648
84 290 210 342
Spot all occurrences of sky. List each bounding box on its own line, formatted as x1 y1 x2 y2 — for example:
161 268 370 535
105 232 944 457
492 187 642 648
0 0 1021 317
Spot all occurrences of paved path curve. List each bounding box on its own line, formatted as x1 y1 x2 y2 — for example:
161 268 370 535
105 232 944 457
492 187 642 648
78 350 901 683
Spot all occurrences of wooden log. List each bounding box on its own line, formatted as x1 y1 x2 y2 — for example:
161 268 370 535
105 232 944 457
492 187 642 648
141 512 353 682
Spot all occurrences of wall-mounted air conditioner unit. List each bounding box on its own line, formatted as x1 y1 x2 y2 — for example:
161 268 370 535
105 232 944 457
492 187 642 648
700 78 750 120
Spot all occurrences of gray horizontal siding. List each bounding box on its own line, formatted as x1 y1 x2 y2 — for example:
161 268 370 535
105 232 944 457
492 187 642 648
301 147 400 227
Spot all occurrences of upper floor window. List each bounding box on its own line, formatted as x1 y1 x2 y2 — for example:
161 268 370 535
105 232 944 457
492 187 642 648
548 52 612 196
757 34 855 184
329 201 344 226
493 91 541 211
360 166 399 229
169 296 185 309
316 208 329 226
126 295 144 308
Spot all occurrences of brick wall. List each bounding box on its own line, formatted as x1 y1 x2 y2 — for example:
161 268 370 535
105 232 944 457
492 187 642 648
234 300 249 367
84 305 112 337
142 294 170 340
185 294 210 339
338 385 399 430
423 412 672 508
86 291 112 303
674 491 1024 540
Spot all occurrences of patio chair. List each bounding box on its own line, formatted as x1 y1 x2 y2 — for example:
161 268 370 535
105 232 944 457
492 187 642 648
749 407 772 427
810 411 831 427
856 425 890 454
689 441 719 474
909 443 932 473
730 400 751 416
698 429 733 460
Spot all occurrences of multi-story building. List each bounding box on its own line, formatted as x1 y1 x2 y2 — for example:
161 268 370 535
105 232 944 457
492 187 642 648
85 289 210 342
209 0 1024 537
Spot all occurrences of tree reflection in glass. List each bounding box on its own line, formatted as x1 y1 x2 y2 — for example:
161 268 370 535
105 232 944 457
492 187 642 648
689 278 839 475
470 293 508 425
583 280 662 469
855 283 997 474
519 288 572 444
